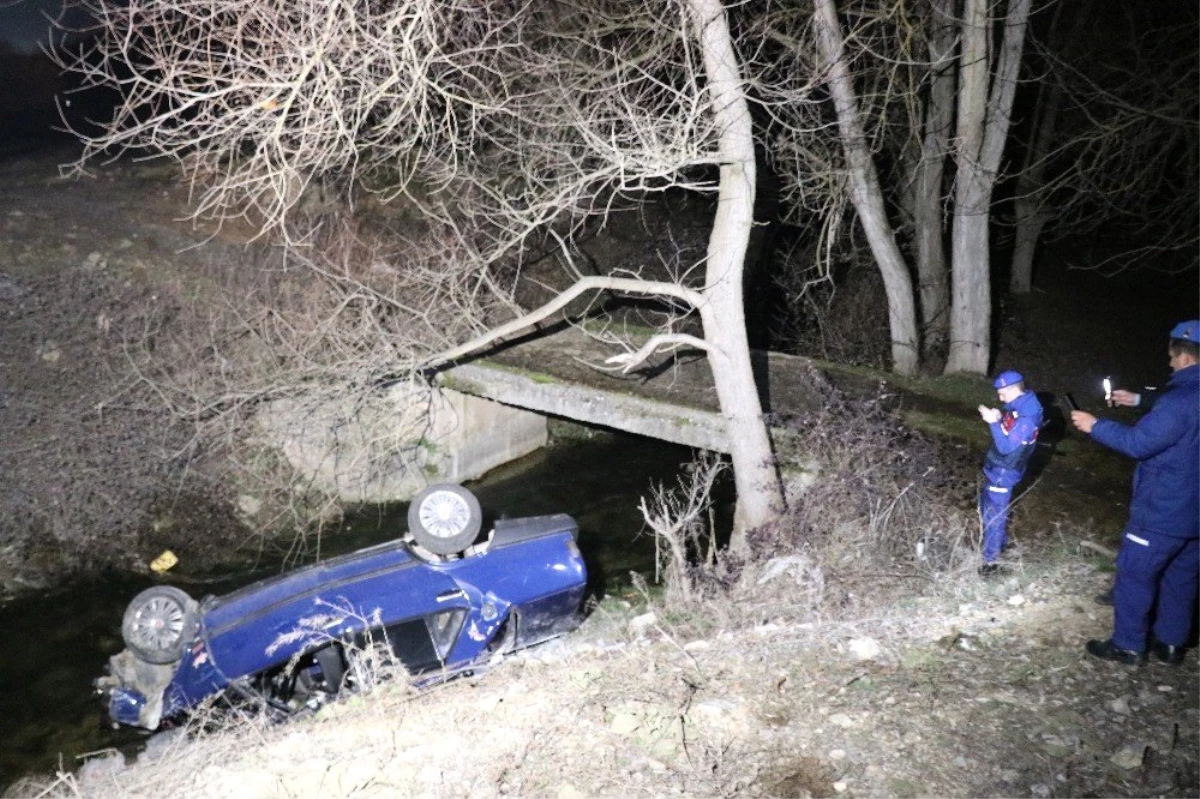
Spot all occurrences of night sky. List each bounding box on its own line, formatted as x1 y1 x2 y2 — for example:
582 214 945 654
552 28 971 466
0 0 86 53
0 1 101 149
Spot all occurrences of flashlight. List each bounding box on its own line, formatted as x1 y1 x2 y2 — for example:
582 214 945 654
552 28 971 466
1103 377 1112 403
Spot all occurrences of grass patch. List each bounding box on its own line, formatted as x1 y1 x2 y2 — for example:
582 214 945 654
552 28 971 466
900 408 985 443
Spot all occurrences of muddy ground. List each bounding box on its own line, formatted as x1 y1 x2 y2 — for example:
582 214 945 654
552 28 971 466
1 145 1198 798
0 146 271 596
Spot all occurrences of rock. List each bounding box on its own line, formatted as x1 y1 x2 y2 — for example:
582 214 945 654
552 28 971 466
610 711 641 735
686 699 752 739
1007 594 1025 606
848 637 882 661
1042 739 1071 757
1031 783 1051 798
1137 689 1166 708
1109 696 1132 716
833 780 848 792
683 639 711 651
557 784 586 799
1110 744 1147 770
37 340 61 363
829 713 854 729
629 612 657 635
757 554 815 585
237 494 263 517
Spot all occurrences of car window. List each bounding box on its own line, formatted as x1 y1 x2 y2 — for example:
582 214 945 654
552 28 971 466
377 608 465 674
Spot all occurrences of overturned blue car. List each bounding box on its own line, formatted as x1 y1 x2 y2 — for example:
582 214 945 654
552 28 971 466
96 484 587 730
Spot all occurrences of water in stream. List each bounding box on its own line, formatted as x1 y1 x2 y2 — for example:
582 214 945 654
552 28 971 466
0 432 725 788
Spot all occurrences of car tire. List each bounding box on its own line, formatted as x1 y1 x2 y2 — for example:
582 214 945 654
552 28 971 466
408 484 483 556
121 585 198 665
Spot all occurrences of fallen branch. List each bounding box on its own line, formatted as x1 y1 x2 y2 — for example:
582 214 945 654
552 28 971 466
1080 539 1116 559
422 275 708 370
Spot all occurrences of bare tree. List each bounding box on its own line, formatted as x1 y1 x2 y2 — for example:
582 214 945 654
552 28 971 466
62 0 785 550
760 0 1033 375
808 0 918 376
899 0 956 355
1006 2 1198 291
944 0 1031 374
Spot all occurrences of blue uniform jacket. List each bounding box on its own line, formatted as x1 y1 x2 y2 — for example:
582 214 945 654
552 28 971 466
983 390 1043 487
1091 364 1200 539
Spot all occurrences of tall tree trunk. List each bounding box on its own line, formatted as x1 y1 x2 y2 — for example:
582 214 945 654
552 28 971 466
912 0 956 354
945 0 1032 374
688 0 784 553
812 0 919 376
1009 1 1075 294
1009 57 1064 293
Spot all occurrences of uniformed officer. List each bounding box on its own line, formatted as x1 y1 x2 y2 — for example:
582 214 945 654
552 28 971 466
1071 319 1200 665
977 370 1044 576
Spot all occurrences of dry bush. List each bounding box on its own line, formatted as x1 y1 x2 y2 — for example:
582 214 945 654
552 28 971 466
638 453 728 607
630 371 980 641
755 376 976 583
644 372 979 629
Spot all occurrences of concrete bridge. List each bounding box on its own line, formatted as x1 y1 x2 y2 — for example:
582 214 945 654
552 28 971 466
436 326 840 454
261 326 853 503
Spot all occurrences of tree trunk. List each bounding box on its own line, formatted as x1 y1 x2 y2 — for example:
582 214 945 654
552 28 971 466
1009 81 1063 294
688 0 784 553
945 0 1032 374
912 0 956 354
812 0 919 376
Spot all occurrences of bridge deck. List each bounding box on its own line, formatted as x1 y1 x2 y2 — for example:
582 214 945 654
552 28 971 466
437 326 842 452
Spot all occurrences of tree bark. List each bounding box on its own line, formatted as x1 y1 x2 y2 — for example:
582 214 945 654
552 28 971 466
811 0 919 376
912 0 956 353
687 0 784 553
945 0 1032 374
1009 75 1063 293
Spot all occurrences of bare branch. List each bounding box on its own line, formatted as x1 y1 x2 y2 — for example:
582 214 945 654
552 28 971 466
423 274 707 370
604 333 712 372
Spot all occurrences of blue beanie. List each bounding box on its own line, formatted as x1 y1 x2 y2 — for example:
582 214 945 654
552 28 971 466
1169 320 1199 342
993 370 1024 389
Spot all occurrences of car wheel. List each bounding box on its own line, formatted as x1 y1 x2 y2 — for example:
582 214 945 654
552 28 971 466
408 484 483 555
121 586 198 665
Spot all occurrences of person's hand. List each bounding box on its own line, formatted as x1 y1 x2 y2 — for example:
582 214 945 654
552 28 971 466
1071 410 1097 434
1109 389 1140 408
978 405 1001 424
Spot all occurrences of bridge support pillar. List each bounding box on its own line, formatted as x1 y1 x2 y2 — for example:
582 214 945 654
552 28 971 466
256 387 547 503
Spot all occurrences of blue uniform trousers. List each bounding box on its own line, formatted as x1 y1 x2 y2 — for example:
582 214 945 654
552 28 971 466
1112 528 1199 652
980 481 1013 564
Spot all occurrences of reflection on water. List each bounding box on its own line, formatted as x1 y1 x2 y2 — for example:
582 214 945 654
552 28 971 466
0 432 726 788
